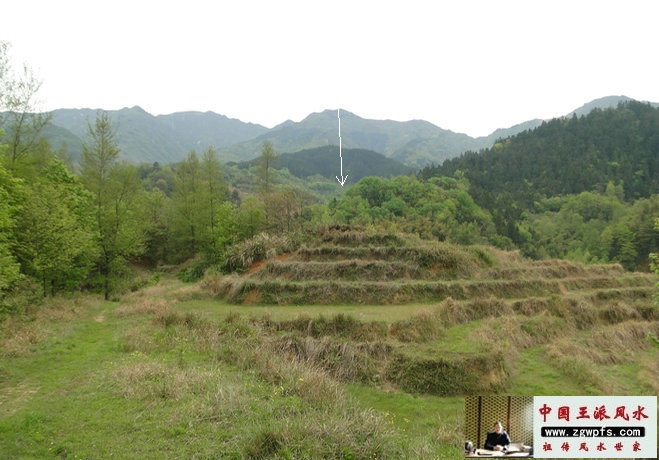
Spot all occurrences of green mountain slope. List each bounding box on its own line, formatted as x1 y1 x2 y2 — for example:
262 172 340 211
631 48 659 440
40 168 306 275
394 95 659 169
235 145 413 182
156 111 268 148
220 109 470 163
421 100 659 201
39 123 85 162
49 106 267 164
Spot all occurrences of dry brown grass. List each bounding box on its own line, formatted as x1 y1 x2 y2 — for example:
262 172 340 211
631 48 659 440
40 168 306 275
113 298 171 317
0 322 47 357
170 283 211 301
436 297 473 325
0 382 39 417
0 296 86 357
389 309 445 342
512 297 552 316
639 357 659 394
117 324 158 353
199 272 226 296
585 320 659 363
221 336 346 406
598 302 642 324
436 296 515 326
274 335 386 385
112 358 215 400
468 317 532 357
545 339 614 393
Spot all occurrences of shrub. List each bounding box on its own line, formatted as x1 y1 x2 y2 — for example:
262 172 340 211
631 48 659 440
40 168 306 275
386 351 506 395
177 257 212 282
389 309 445 342
223 233 297 272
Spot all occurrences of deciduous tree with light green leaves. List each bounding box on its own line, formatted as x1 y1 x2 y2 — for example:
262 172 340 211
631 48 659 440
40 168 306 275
171 147 232 261
0 41 51 170
15 160 96 296
171 150 204 257
0 158 22 297
81 112 146 300
201 146 228 254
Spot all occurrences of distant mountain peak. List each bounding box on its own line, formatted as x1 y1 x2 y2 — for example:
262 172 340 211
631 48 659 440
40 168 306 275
568 95 635 117
122 105 149 114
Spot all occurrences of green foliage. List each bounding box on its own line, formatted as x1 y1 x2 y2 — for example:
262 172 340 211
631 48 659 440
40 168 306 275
236 196 266 239
223 232 297 272
420 102 659 269
177 256 213 283
330 174 495 244
81 112 147 299
258 141 277 197
268 145 413 182
169 148 232 261
423 101 659 203
0 160 22 296
14 159 96 296
522 192 658 269
200 146 229 254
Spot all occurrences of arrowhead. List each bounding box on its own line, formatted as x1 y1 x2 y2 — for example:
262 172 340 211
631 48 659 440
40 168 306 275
336 174 348 186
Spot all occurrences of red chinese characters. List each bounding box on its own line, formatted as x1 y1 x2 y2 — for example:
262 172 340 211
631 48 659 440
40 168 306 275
593 405 610 421
538 403 647 422
615 405 630 421
539 403 552 422
632 406 648 421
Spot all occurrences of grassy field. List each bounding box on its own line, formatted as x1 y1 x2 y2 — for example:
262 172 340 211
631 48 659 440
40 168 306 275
1 229 657 457
1 277 656 458
0 284 466 458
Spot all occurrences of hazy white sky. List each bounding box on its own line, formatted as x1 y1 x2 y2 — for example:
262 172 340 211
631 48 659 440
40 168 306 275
3 0 658 137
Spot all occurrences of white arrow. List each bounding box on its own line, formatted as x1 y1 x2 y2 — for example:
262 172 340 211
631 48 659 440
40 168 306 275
336 108 348 186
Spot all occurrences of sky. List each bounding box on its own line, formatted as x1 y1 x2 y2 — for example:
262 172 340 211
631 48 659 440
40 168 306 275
3 0 659 137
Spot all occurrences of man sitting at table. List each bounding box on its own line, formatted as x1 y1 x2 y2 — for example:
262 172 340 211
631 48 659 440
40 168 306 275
484 421 511 452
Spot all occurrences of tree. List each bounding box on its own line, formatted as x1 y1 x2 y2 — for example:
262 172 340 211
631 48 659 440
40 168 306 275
0 41 51 169
141 188 172 266
15 160 96 296
258 141 277 226
81 112 145 299
171 151 204 257
0 159 22 297
269 185 301 233
201 146 227 252
236 196 265 239
258 141 277 196
650 218 659 305
171 148 231 260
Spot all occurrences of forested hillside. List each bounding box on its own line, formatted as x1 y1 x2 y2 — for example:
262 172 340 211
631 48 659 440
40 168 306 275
420 101 659 268
423 101 658 201
234 146 413 182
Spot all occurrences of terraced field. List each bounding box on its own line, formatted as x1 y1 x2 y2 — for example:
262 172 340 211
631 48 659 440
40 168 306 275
216 228 654 307
207 227 658 397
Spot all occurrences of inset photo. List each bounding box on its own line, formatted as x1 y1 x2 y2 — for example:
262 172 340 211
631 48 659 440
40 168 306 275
465 396 534 457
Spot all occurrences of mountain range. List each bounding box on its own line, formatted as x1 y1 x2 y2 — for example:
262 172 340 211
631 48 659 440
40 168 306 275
28 95 657 168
